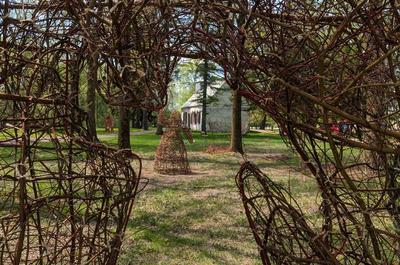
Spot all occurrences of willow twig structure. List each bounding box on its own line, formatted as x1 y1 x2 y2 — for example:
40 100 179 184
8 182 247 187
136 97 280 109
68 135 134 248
2 0 400 264
0 1 163 264
154 110 193 175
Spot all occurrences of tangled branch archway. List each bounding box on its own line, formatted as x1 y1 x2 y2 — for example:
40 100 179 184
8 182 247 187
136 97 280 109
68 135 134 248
1 0 400 264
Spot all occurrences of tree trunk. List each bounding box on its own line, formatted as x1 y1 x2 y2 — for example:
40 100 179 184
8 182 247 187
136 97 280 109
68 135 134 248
87 52 98 142
230 88 243 153
131 109 136 128
118 107 131 149
134 109 142 129
156 124 163 135
201 59 209 134
229 3 245 153
142 109 149 130
70 54 82 130
71 56 81 108
259 113 267 130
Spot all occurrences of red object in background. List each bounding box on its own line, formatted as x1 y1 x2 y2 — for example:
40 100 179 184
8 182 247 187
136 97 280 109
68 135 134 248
104 115 114 132
330 124 339 134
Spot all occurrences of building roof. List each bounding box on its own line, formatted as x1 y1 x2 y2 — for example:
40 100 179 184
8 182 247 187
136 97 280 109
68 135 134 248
181 81 227 109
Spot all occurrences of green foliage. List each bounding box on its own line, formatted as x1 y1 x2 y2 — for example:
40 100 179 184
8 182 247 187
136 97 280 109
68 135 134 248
76 63 117 128
249 108 276 128
168 59 200 109
194 59 224 105
168 59 224 110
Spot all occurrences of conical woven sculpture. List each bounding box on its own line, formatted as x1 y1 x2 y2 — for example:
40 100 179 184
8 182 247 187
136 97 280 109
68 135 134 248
154 110 193 174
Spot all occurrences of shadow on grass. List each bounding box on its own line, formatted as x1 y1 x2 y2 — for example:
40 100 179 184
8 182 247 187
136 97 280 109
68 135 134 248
119 186 260 265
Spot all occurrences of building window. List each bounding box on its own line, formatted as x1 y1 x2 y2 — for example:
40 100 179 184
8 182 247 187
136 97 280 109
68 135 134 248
198 112 201 124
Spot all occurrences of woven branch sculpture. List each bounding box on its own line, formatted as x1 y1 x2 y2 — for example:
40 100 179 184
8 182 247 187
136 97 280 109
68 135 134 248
174 1 400 263
2 0 400 264
0 1 170 264
236 162 339 265
0 73 142 264
154 110 193 175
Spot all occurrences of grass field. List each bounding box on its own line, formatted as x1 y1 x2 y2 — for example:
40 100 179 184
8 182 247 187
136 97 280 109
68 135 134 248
97 130 317 265
0 129 317 264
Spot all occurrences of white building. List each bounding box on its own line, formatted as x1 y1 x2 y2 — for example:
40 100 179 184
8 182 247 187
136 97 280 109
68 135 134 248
181 82 250 133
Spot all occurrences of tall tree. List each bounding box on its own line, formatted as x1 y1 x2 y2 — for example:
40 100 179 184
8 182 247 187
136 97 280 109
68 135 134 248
85 0 98 142
172 58 222 131
70 53 83 125
201 59 209 134
168 59 199 109
86 53 98 141
230 87 243 153
229 4 246 153
259 113 267 130
142 109 149 130
200 17 210 133
117 42 131 149
131 109 136 128
134 110 142 129
118 107 131 149
156 123 163 135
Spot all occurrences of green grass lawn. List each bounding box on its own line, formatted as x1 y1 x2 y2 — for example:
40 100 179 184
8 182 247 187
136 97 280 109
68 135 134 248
99 130 293 156
96 127 148 134
110 131 315 265
0 129 316 264
0 129 395 264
